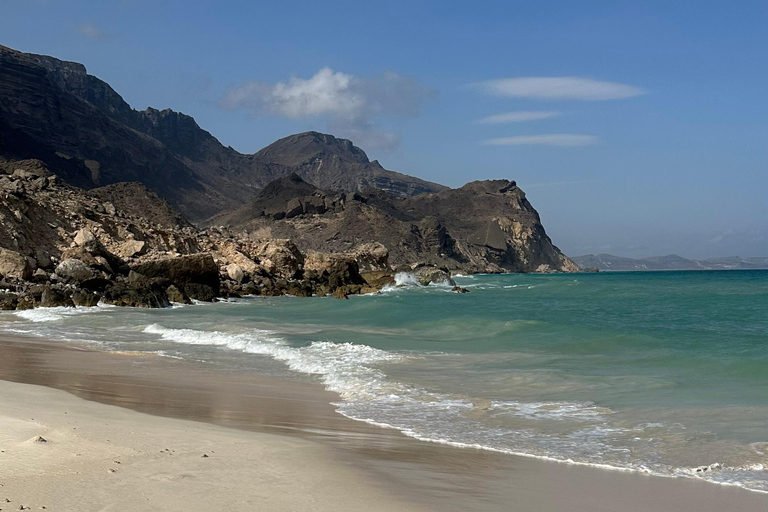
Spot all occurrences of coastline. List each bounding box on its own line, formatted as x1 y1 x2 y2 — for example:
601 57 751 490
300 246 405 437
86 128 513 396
1 334 766 511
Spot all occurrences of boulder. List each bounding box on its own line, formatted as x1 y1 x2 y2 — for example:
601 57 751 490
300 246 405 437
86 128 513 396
284 198 304 219
0 247 33 280
133 253 220 295
55 259 95 284
304 251 365 290
40 285 74 307
252 240 303 279
414 266 456 287
452 286 469 293
352 242 390 271
360 271 395 290
102 273 170 308
184 282 217 302
72 289 100 307
226 263 245 283
73 228 97 247
116 240 147 259
0 292 19 310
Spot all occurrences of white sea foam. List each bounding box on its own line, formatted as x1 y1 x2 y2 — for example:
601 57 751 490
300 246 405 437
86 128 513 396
13 304 112 323
394 272 420 287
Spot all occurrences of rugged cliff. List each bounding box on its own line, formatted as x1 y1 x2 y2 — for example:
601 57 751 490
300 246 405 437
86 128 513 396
0 45 445 221
210 175 578 273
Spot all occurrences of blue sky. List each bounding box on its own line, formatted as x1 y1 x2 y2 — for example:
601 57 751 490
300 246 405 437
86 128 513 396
3 0 766 258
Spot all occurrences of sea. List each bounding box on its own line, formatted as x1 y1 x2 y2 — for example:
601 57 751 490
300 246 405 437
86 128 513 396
2 270 767 493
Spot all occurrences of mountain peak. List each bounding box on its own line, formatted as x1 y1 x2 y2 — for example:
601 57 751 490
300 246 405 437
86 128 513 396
255 131 370 167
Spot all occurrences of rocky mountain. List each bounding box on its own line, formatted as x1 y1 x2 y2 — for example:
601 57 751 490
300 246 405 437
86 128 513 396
210 175 579 273
0 45 444 221
571 253 768 271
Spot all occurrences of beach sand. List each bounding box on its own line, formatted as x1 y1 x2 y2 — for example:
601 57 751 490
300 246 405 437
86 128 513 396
1 334 766 511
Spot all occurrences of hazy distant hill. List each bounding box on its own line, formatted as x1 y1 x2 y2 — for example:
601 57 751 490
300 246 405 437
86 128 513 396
571 254 768 271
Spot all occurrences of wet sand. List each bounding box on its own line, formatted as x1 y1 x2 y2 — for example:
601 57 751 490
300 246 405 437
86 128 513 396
1 334 766 511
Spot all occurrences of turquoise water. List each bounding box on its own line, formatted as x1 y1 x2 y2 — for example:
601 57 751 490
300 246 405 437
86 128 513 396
3 270 767 491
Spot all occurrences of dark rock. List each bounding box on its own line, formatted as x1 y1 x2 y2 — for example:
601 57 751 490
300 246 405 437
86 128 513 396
333 287 349 300
40 285 74 307
133 253 220 295
452 286 469 293
184 282 216 302
102 273 170 308
72 289 100 307
0 292 19 310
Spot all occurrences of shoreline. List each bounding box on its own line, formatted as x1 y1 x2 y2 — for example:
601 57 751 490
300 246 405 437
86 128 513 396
1 334 767 511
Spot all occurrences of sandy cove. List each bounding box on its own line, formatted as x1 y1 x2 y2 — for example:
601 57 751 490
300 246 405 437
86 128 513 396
0 335 767 512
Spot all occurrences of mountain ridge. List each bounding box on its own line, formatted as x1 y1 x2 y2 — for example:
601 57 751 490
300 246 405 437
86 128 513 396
0 44 445 220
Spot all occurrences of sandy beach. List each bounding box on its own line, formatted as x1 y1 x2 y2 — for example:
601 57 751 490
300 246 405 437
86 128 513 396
1 334 767 512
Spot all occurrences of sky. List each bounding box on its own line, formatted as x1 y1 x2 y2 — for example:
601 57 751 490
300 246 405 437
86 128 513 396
2 0 766 259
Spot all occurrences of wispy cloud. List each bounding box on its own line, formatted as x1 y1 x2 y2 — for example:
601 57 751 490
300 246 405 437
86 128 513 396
77 22 111 41
474 77 646 101
475 110 561 124
482 134 599 146
220 68 435 150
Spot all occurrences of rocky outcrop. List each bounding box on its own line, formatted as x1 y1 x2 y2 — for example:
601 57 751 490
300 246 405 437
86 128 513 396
0 159 399 310
212 176 578 274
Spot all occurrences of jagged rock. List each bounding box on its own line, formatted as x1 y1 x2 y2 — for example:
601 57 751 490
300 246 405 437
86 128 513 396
73 228 97 247
333 287 349 300
415 266 455 287
116 240 147 259
40 285 74 307
55 259 95 283
352 242 390 271
304 251 365 290
0 247 33 280
72 289 100 307
133 253 220 295
253 240 303 279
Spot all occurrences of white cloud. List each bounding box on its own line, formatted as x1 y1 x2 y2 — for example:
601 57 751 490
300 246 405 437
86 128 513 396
475 111 561 124
220 68 435 149
474 77 646 100
482 134 599 146
77 22 110 41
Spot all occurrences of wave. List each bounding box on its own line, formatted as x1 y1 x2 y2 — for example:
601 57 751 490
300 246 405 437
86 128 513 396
13 303 116 323
138 322 767 493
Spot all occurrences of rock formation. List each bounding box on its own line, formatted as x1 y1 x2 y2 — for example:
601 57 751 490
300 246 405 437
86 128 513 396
210 176 578 273
0 158 396 309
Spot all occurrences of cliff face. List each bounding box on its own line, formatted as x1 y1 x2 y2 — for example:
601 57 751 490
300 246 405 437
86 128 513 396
211 176 578 273
0 44 577 274
0 45 445 221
